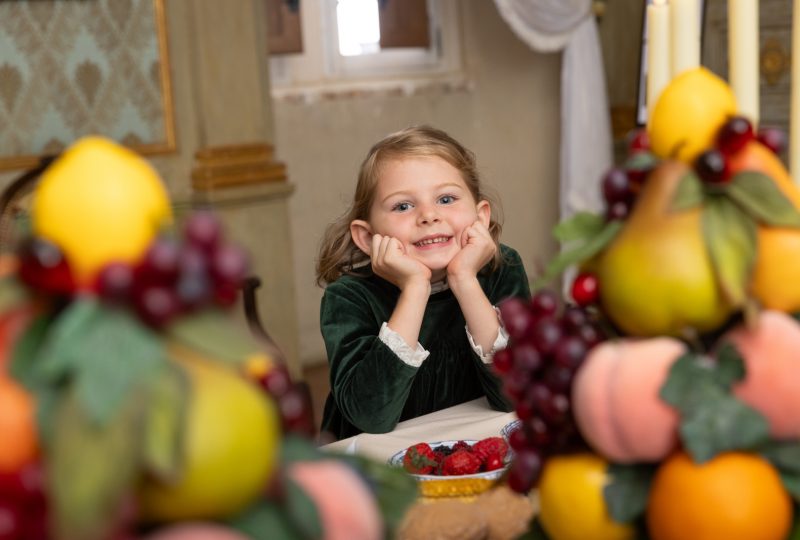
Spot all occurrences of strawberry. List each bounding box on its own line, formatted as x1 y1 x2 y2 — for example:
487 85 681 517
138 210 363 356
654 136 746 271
441 449 482 476
402 442 438 474
484 453 505 472
472 437 509 463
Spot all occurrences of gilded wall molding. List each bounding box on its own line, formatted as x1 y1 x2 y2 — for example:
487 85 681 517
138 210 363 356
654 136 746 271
191 143 287 191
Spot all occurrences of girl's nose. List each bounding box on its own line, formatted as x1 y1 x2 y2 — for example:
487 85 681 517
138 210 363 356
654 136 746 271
418 206 441 225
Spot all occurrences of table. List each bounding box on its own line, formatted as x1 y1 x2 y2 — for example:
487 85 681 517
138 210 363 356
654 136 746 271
320 398 517 462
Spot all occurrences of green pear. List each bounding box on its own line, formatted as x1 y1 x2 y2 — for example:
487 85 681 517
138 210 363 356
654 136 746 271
594 160 733 337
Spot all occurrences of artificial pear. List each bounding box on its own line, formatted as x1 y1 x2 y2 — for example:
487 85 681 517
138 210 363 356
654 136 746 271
593 161 734 337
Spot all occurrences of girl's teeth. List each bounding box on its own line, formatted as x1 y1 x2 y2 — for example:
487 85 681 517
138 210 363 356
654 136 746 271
417 237 448 246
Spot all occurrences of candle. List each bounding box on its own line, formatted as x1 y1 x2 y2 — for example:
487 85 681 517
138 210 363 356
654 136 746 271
792 0 800 183
728 0 759 126
647 0 671 120
670 0 700 77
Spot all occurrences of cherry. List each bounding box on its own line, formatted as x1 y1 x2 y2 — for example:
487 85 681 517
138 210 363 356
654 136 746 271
17 237 75 296
716 116 754 155
757 126 787 155
695 149 730 184
184 210 223 253
498 298 535 341
96 262 135 304
529 290 558 319
601 168 631 205
626 128 650 153
571 273 599 306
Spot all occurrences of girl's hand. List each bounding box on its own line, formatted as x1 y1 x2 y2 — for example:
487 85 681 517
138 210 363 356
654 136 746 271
370 234 432 289
447 220 496 283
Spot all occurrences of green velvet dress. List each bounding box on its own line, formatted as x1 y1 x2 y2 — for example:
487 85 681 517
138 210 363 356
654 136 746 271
320 244 531 440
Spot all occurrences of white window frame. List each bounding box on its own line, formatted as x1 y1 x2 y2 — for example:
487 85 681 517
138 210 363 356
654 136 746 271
269 0 463 93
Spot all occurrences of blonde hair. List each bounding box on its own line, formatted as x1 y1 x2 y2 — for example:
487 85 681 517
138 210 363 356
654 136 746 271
315 125 503 286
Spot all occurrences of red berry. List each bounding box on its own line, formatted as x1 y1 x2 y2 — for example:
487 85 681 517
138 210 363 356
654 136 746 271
757 126 787 155
472 436 509 462
571 273 599 306
695 149 730 184
626 128 650 152
441 449 482 476
484 453 505 472
716 116 754 155
402 443 437 475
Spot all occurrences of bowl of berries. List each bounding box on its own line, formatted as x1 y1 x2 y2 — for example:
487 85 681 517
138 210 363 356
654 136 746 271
389 437 511 499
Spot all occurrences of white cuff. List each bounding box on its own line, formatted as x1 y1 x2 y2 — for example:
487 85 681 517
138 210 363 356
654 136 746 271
379 322 430 367
466 307 509 364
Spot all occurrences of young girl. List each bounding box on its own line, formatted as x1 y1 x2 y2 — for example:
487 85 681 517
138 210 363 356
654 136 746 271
316 125 530 440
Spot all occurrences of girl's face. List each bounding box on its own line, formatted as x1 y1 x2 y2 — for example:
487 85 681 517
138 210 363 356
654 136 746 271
354 156 490 280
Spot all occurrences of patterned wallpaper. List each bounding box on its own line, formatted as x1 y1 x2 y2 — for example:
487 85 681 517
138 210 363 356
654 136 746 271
0 0 174 170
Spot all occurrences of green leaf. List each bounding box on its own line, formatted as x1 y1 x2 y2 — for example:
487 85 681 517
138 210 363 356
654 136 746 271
603 463 657 523
141 362 189 482
759 440 800 473
624 151 659 173
701 195 756 307
9 315 51 390
780 473 800 503
659 353 717 413
32 300 167 425
0 276 29 314
711 342 747 390
727 171 800 227
670 170 704 211
552 212 605 243
285 478 324 540
167 309 262 365
533 219 623 289
227 499 304 540
49 386 143 540
679 395 769 462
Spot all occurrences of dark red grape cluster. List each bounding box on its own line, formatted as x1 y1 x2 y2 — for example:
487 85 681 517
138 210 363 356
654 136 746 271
694 116 786 184
0 464 47 540
247 361 316 439
601 128 654 222
495 289 606 493
17 211 250 329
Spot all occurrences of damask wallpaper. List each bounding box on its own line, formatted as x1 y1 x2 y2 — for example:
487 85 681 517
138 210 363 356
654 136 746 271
0 0 174 170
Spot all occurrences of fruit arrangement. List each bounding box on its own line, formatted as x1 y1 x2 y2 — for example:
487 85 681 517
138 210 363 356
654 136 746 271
399 437 510 476
494 67 800 540
0 137 418 540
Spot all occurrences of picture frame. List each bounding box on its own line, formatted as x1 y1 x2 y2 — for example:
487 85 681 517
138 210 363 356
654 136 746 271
0 0 175 171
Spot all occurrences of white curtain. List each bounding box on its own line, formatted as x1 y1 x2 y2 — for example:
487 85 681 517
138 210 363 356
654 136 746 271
494 0 612 218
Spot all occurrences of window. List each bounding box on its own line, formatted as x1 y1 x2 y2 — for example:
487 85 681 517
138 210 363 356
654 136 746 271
268 0 463 93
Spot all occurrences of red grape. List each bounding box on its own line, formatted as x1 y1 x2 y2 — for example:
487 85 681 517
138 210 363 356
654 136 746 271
601 168 631 205
530 290 558 319
716 116 754 155
498 298 535 341
133 285 181 328
553 336 588 371
96 262 135 304
491 348 513 374
605 200 630 221
531 318 562 355
507 449 542 494
757 126 787 155
184 210 223 252
17 237 75 296
511 343 542 373
695 149 730 184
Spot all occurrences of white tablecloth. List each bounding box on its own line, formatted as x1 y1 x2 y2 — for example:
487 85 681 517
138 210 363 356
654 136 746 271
320 398 517 463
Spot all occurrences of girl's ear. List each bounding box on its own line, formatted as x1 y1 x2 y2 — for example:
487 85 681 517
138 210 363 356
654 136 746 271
476 200 491 228
350 220 373 256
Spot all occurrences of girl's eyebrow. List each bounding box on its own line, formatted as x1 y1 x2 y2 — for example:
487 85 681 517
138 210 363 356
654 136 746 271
380 182 464 204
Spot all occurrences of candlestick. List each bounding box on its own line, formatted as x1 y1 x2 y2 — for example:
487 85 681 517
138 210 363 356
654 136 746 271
728 0 759 126
670 0 700 77
792 0 800 183
647 0 671 121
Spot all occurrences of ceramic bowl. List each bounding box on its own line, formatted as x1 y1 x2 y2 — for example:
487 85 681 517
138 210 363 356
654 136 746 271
388 439 510 499
501 419 522 441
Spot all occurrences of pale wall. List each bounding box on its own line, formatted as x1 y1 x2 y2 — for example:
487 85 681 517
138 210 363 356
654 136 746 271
273 0 562 366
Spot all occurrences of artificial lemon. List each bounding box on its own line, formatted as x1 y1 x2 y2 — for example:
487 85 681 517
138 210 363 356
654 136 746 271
138 343 281 521
648 67 737 163
32 136 172 285
538 453 634 540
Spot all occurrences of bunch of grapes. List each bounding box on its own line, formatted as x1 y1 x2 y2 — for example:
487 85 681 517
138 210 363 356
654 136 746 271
17 211 249 329
494 288 606 493
694 116 786 184
0 464 47 540
247 360 316 439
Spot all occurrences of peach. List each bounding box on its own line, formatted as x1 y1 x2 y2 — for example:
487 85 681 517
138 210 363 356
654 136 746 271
572 338 684 463
288 460 383 540
726 310 800 439
143 522 250 540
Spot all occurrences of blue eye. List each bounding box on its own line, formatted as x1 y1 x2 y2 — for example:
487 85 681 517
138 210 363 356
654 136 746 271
392 202 412 212
439 195 457 204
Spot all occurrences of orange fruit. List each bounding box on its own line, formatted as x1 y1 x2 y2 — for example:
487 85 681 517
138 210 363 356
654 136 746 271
0 375 38 472
647 451 793 540
727 140 800 312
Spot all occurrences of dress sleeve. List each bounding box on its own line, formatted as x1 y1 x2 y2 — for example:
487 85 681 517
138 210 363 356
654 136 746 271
469 245 532 412
320 281 419 434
